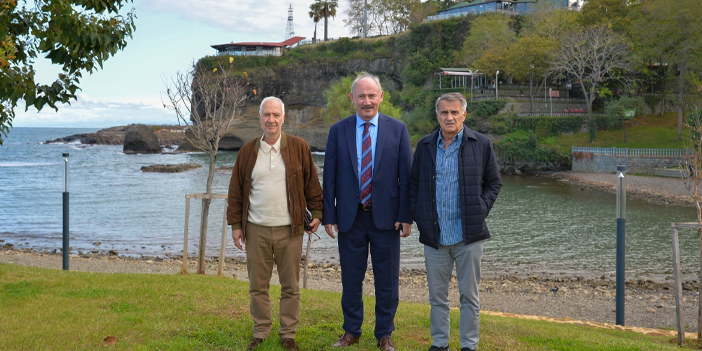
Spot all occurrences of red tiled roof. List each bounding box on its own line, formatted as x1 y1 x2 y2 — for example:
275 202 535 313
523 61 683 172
211 36 305 49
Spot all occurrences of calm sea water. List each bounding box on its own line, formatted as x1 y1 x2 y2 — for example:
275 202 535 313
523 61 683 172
1 127 699 279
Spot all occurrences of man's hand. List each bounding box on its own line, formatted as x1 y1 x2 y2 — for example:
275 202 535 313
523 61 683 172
395 222 412 238
232 228 245 250
324 223 338 239
306 218 321 234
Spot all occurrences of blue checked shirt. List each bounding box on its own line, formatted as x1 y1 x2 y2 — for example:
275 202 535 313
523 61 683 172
436 128 464 246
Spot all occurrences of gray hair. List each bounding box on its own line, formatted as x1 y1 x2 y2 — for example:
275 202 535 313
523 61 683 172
350 72 382 95
435 93 468 114
259 96 285 115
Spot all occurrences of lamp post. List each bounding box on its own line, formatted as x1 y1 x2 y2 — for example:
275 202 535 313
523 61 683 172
495 70 500 100
62 153 70 270
549 88 553 115
615 164 627 325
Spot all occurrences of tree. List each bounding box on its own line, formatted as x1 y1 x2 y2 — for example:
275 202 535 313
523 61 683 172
511 6 579 112
314 0 338 41
578 0 632 34
0 0 136 145
322 74 401 122
162 57 248 274
344 0 366 37
370 0 420 36
503 35 557 112
343 0 420 37
631 0 702 141
309 2 324 43
457 13 516 67
550 26 636 143
604 96 645 142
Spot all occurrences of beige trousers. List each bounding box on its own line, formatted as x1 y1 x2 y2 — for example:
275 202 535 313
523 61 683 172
245 222 303 339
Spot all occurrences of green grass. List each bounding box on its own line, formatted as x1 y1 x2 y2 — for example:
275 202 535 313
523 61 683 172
0 263 695 350
552 112 688 152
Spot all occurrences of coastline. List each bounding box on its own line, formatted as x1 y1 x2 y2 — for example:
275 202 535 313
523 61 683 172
2 170 701 334
546 171 693 207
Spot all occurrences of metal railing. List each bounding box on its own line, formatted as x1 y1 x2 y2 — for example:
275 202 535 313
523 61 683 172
572 146 691 157
517 112 605 117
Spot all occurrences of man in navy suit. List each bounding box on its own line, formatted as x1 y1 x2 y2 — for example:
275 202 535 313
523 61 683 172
323 72 412 351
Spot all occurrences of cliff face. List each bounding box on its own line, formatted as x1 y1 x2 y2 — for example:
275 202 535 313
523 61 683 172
221 58 402 151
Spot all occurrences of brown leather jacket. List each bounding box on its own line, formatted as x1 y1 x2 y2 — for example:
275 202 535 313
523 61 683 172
227 131 323 237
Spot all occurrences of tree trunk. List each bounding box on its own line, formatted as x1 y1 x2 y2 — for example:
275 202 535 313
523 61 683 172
697 180 702 341
582 82 596 144
313 23 317 43
529 70 534 113
678 61 687 141
324 13 329 41
197 150 218 274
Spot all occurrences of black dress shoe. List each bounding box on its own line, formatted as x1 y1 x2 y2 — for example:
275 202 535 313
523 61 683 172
333 331 359 347
378 336 395 351
282 338 299 351
247 338 264 351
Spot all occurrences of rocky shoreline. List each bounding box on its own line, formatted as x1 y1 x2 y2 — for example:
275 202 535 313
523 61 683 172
45 125 187 150
547 171 694 207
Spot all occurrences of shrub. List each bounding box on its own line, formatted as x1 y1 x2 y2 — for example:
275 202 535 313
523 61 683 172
494 130 569 164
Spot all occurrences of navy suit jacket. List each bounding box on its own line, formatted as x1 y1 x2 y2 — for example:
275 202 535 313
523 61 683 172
323 113 413 232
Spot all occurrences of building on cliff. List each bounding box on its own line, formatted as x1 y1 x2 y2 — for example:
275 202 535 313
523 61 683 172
211 36 305 57
426 0 572 21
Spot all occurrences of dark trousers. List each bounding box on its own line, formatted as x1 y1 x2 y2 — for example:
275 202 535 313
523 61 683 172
338 210 400 340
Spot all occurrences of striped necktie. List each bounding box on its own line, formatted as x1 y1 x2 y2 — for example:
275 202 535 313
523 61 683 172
359 122 372 206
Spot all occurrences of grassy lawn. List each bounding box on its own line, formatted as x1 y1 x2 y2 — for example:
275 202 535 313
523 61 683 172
0 263 695 350
552 112 688 152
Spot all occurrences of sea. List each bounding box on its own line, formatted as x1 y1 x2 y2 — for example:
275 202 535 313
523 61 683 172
1 127 701 280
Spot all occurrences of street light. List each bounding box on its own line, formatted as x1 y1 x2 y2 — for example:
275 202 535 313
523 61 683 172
495 70 500 100
62 153 70 270
615 165 627 326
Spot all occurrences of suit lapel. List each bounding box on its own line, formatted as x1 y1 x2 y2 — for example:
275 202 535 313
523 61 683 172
345 116 359 179
374 114 388 169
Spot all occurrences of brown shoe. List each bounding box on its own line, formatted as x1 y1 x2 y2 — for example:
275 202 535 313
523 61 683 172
333 331 359 347
246 338 264 351
378 336 396 351
282 338 299 351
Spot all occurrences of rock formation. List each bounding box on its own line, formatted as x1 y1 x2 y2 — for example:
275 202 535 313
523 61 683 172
140 163 202 173
123 124 161 154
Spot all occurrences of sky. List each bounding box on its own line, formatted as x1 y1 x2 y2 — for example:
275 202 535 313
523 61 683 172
14 0 349 128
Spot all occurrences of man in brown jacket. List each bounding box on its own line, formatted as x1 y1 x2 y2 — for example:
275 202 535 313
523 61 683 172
227 96 323 351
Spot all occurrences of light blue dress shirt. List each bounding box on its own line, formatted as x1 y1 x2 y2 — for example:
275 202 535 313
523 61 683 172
436 128 464 246
356 114 378 189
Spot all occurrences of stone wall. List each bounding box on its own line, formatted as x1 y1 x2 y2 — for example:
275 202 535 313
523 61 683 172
572 153 684 175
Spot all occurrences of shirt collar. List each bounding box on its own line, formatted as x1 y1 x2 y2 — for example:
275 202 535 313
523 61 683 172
356 113 379 129
437 127 464 147
259 133 281 154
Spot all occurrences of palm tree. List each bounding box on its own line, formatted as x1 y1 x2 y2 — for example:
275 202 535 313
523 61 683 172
314 0 338 41
309 2 324 43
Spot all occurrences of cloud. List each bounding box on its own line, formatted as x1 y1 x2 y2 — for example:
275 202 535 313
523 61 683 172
141 0 349 40
14 96 175 128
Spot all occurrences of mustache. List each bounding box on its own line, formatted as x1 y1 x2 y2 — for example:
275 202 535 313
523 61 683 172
361 104 374 109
